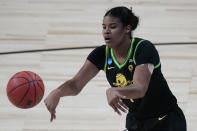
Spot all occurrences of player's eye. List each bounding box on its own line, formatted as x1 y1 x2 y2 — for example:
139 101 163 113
110 25 116 29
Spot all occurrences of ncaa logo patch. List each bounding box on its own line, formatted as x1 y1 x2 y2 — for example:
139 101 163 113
108 58 112 65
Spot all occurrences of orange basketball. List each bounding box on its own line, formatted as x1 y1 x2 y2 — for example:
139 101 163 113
7 71 45 109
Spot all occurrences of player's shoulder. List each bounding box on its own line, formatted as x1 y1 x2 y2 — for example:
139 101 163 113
133 37 158 55
93 44 106 52
96 44 106 49
88 44 106 57
134 37 154 46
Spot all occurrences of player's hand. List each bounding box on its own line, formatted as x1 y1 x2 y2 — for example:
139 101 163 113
44 89 61 122
106 88 128 115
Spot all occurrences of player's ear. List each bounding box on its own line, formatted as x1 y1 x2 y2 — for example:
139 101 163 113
125 25 132 34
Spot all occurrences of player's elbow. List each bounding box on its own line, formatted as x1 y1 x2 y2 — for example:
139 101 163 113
139 89 146 98
72 86 82 96
137 85 148 98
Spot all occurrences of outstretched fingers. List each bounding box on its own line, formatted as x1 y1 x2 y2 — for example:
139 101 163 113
50 110 56 122
111 104 121 115
44 100 56 122
118 99 128 113
110 98 128 115
115 99 128 115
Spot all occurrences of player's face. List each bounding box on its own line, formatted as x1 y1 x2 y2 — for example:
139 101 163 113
102 16 129 48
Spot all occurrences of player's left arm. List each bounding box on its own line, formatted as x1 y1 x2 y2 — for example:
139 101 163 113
114 63 154 98
106 41 158 115
106 63 154 114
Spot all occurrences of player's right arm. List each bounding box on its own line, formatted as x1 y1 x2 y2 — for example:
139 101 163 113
44 60 99 122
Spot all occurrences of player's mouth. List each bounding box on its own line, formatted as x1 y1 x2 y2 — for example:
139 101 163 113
104 37 112 43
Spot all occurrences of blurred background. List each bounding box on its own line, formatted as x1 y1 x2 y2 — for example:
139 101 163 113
0 0 197 130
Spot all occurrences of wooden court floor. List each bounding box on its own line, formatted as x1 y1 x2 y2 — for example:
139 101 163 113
0 0 197 131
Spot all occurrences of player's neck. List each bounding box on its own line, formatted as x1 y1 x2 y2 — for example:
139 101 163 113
113 38 131 64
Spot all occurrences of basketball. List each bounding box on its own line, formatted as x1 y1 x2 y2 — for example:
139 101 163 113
6 71 45 109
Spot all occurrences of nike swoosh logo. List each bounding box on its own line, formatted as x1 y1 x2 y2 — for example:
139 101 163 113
107 67 115 70
158 115 167 120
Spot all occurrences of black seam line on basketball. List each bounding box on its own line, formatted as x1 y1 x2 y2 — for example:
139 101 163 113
33 74 39 104
33 74 37 104
17 79 31 106
24 71 37 105
8 80 41 95
12 77 42 81
35 75 44 92
10 72 22 80
8 76 30 95
25 72 42 104
9 76 28 81
35 80 44 92
0 42 197 55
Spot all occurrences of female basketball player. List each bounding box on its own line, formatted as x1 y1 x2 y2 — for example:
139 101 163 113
44 6 187 131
